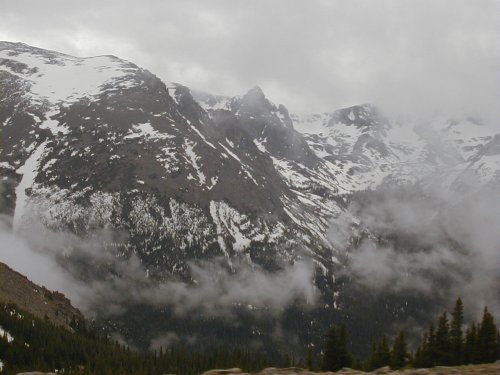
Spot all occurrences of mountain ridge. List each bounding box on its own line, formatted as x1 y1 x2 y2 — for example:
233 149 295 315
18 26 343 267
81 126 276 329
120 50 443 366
0 261 83 329
1 41 499 351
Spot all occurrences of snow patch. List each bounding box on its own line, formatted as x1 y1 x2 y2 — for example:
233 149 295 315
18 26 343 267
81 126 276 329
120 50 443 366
124 123 174 140
210 201 228 254
190 125 216 149
184 141 206 185
292 113 330 135
13 141 48 231
219 142 241 162
0 326 14 343
39 108 69 135
0 49 137 105
209 201 251 252
0 162 15 170
253 138 268 154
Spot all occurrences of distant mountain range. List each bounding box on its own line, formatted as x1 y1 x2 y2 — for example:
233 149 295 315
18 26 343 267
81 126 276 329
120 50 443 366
1 41 498 352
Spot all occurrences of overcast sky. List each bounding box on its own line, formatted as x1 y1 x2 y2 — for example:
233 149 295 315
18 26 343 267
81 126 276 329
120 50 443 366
2 0 500 121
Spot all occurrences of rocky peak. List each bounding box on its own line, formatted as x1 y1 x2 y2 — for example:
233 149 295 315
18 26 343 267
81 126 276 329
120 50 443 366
237 85 275 116
330 104 388 133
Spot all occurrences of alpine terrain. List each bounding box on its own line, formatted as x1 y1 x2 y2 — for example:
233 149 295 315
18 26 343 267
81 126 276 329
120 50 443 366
0 41 499 353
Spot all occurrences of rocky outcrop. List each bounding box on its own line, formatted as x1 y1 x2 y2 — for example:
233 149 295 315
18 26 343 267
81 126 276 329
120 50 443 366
199 363 500 375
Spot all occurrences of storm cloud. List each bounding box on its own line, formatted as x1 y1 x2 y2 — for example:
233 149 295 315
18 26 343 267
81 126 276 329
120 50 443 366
1 0 499 122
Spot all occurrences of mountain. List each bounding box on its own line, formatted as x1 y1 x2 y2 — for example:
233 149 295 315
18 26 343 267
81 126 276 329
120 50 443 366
1 42 499 352
0 42 343 284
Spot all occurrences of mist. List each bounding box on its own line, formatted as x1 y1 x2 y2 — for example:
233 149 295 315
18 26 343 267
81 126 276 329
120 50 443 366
0 215 318 318
333 183 500 320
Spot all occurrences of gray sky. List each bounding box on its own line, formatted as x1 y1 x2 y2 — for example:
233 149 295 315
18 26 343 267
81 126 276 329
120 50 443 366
2 0 500 121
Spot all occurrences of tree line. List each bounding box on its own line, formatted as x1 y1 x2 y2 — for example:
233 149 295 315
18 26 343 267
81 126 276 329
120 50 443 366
1 298 499 374
320 298 500 372
0 303 276 375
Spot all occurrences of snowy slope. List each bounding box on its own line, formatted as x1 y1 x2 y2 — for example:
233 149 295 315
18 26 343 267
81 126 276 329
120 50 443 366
1 42 499 304
292 105 499 193
0 43 337 290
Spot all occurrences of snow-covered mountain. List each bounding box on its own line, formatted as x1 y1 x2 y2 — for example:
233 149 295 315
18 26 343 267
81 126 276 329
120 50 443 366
1 41 499 352
0 42 338 289
1 41 499 295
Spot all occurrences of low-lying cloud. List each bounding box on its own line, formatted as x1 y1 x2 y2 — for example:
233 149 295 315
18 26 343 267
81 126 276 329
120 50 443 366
0 215 317 318
333 183 500 319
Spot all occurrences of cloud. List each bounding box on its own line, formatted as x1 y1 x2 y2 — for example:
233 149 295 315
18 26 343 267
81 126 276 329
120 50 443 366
0 215 79 297
1 0 499 122
149 332 182 350
333 183 500 319
150 258 317 316
0 215 317 318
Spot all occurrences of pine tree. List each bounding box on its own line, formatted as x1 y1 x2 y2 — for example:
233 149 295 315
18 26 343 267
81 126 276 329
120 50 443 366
306 345 314 370
322 325 352 371
338 325 353 369
477 307 499 363
464 323 478 364
449 298 464 365
435 312 451 365
390 330 408 369
413 332 428 368
323 326 340 371
424 323 437 367
369 335 391 370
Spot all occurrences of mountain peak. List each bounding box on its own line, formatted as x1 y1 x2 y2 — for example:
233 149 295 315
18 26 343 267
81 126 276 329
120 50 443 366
238 85 274 116
330 103 387 130
247 85 264 95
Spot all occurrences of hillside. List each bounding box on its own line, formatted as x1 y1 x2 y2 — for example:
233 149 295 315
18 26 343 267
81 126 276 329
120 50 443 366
0 262 82 329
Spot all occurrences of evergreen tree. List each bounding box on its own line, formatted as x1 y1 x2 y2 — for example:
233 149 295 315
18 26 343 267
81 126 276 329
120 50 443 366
322 326 340 371
369 335 391 370
464 323 478 364
435 312 451 365
390 330 408 369
322 325 352 371
0 302 280 375
449 298 464 365
423 323 437 367
338 325 353 369
306 345 313 370
477 307 499 363
413 332 428 368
